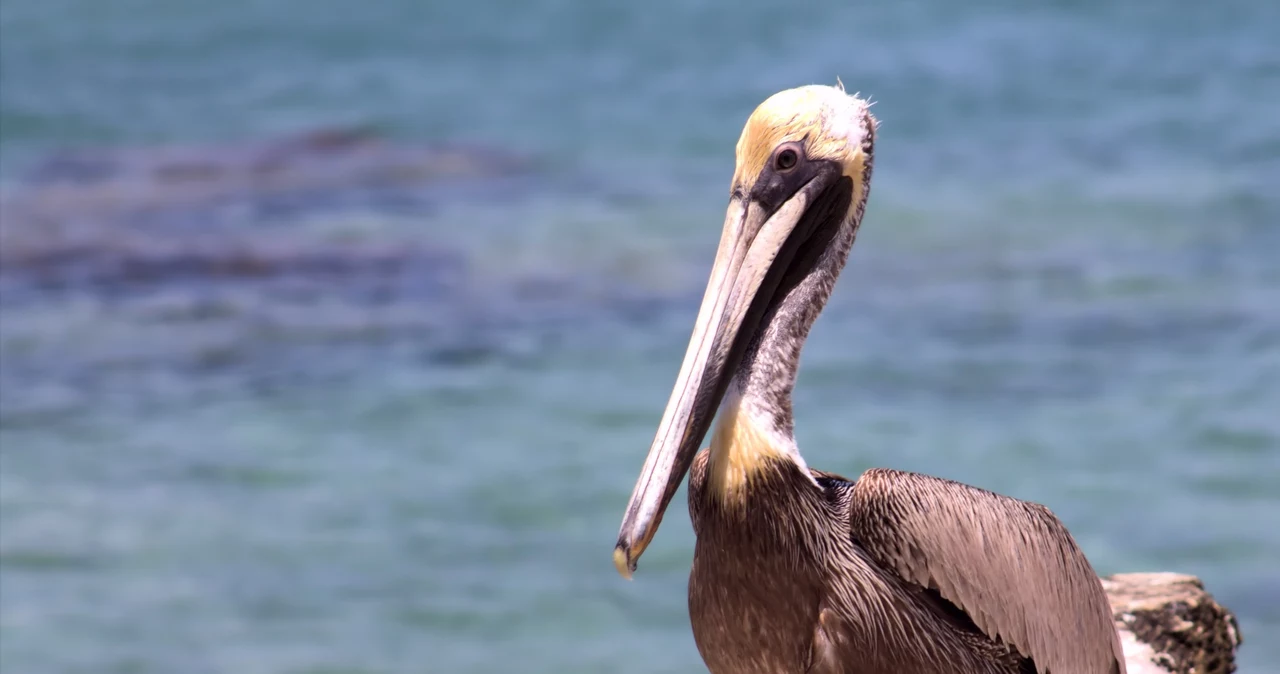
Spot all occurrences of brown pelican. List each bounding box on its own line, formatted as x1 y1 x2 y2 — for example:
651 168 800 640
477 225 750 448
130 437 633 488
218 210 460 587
612 85 1126 674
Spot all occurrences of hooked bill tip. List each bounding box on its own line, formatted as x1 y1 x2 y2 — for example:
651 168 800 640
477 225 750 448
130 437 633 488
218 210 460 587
612 545 635 581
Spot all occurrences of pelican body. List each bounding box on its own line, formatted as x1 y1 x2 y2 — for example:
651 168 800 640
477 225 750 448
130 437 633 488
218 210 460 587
613 86 1125 674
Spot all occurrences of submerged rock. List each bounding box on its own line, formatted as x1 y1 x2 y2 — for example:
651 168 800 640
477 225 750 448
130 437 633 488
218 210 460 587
0 128 536 286
0 130 676 425
7 127 532 219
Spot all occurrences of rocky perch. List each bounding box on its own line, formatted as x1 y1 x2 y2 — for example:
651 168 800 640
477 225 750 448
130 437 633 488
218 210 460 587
1105 573 1242 674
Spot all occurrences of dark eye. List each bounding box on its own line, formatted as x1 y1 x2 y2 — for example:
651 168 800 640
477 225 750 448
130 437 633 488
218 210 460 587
775 148 798 171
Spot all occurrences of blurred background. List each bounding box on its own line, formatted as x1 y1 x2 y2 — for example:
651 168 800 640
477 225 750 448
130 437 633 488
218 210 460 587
1 0 1277 672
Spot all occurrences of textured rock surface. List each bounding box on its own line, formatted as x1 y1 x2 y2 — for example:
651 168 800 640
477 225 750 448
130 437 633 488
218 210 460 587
1104 573 1242 674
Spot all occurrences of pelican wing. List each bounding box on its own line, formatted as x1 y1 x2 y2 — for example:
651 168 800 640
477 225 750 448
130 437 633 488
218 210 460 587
843 468 1125 674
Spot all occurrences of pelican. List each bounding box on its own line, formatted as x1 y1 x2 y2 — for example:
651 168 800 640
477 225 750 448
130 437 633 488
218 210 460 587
612 85 1125 674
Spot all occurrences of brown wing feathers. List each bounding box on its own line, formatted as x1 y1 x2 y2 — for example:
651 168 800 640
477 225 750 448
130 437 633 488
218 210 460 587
845 468 1125 674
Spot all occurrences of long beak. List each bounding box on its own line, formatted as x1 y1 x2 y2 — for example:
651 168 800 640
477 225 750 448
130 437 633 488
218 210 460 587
613 174 841 579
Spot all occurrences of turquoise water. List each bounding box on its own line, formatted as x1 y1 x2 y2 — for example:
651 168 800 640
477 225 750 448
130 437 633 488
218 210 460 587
2 0 1279 672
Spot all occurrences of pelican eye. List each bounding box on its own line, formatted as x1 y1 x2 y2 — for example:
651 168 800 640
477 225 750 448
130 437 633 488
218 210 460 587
775 148 798 171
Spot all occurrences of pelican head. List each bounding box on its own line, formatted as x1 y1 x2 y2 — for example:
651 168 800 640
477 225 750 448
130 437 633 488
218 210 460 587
615 85 876 578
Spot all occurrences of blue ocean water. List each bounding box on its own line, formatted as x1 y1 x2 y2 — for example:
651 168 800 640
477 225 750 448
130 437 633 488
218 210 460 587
1 0 1278 671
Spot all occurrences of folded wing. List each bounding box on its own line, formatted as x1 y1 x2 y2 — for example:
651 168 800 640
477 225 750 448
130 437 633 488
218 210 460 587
845 468 1125 674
